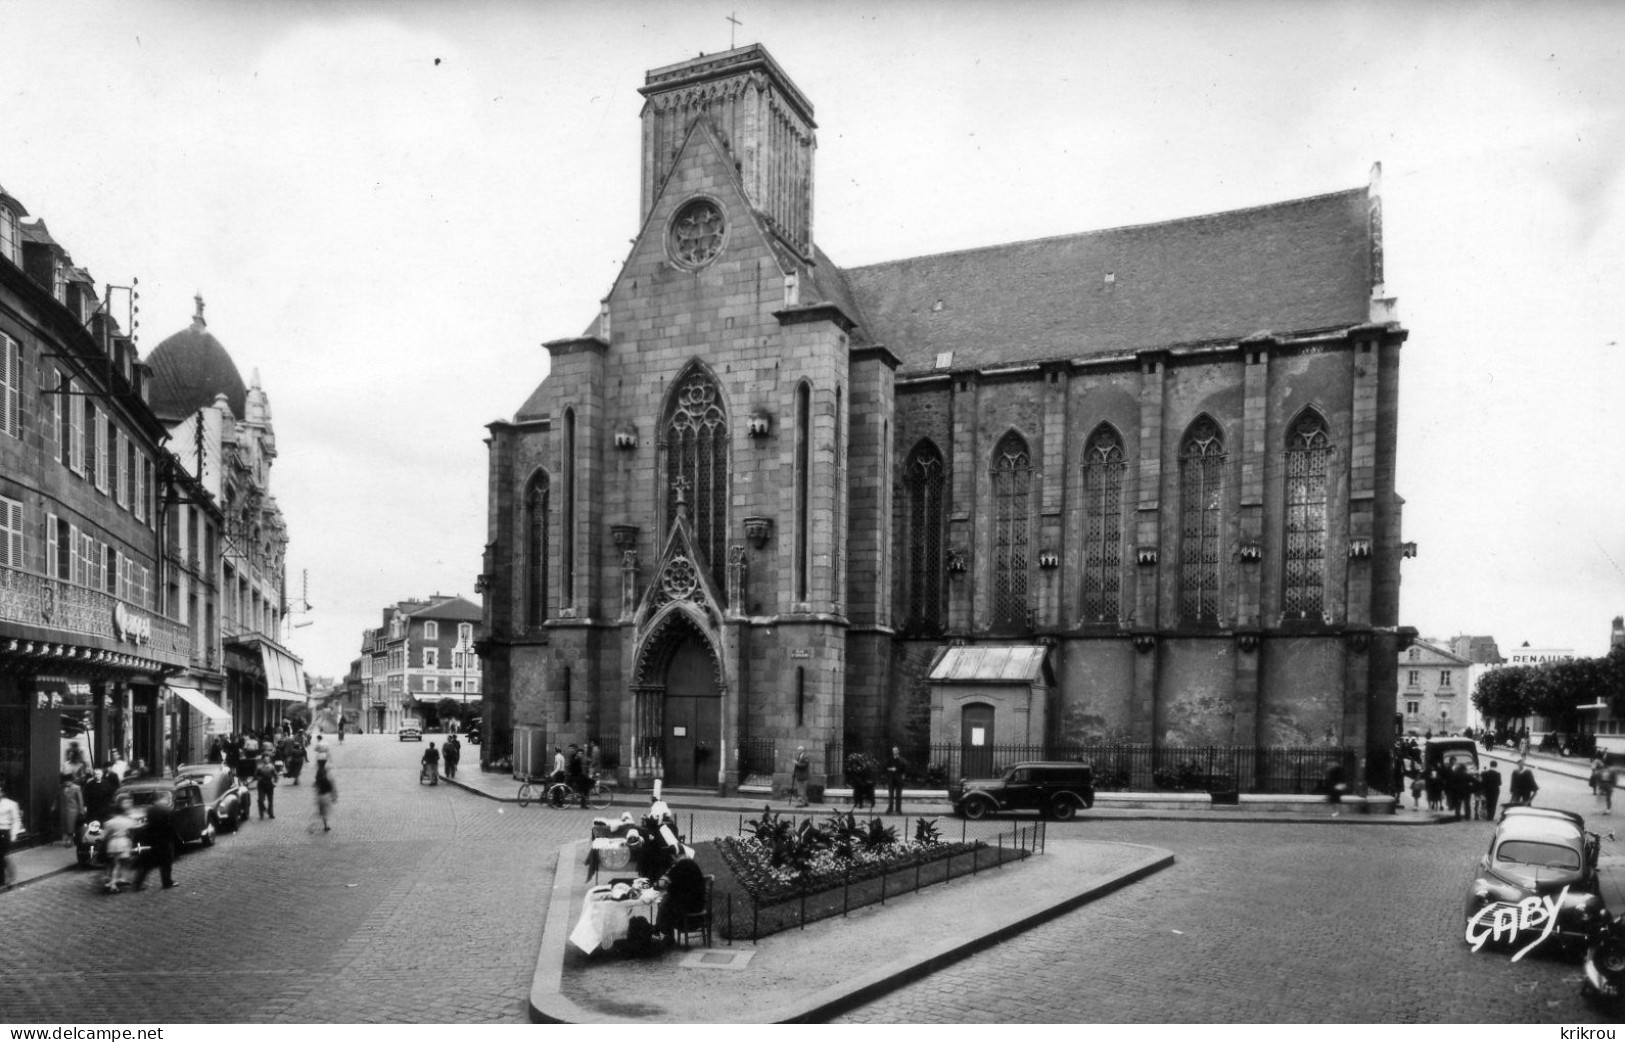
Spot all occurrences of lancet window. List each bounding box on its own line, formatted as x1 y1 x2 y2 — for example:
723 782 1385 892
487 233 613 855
1284 410 1332 618
1179 417 1225 622
664 367 729 591
1081 424 1125 622
991 431 1032 631
903 440 946 632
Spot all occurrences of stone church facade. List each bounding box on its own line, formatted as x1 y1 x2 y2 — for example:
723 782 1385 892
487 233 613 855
479 45 1412 793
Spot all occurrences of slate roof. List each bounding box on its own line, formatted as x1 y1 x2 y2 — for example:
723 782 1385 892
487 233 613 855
837 187 1374 375
405 595 482 622
146 319 249 424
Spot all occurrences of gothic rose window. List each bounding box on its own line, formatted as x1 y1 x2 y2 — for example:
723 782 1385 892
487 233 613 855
669 199 725 268
991 431 1032 631
1081 424 1125 622
1179 416 1224 622
903 439 945 632
1284 410 1331 618
664 367 729 591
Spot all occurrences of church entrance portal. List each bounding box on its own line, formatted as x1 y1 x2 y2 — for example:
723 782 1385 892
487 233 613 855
662 633 719 787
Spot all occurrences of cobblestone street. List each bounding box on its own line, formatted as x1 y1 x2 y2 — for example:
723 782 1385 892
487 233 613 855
1 736 1617 1023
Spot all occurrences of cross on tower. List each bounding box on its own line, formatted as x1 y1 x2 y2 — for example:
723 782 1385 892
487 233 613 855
726 12 741 49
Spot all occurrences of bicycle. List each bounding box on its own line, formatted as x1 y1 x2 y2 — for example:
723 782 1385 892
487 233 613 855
516 776 614 810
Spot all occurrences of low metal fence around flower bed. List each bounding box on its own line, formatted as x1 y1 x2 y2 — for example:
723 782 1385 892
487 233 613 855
696 806 1045 943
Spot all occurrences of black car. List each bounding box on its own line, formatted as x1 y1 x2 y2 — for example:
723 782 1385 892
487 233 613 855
1464 805 1607 955
950 761 1096 820
115 779 216 849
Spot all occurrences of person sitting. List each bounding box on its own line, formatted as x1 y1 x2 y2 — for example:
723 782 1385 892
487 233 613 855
655 854 708 945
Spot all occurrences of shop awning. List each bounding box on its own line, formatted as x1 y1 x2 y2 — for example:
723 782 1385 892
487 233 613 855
167 684 232 725
260 643 308 702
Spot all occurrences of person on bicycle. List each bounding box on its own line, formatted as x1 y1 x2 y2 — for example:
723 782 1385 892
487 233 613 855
566 743 589 809
421 742 441 786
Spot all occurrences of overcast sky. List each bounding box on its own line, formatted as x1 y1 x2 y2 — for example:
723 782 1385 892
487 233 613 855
4 0 1624 677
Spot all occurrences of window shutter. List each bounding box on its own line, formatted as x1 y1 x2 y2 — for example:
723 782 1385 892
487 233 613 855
0 497 21 568
1 334 19 439
46 513 58 579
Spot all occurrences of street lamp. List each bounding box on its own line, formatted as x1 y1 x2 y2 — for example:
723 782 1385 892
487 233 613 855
454 637 473 729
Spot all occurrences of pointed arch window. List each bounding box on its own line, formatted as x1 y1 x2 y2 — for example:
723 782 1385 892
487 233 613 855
1284 410 1332 618
1081 424 1125 622
1179 417 1225 622
525 472 550 628
664 367 729 591
903 440 946 632
991 431 1032 630
794 382 811 602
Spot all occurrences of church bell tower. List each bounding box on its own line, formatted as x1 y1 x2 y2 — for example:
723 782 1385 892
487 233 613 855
638 44 817 260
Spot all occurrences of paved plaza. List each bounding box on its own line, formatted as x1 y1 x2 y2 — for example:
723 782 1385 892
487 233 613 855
0 734 1619 1024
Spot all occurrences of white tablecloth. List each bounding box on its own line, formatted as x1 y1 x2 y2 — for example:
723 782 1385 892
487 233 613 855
569 888 662 953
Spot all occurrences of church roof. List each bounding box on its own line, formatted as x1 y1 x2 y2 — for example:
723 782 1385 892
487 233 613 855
839 187 1373 374
146 307 248 424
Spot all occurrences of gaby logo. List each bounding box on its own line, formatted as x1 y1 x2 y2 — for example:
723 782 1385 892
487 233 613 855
1464 886 1568 962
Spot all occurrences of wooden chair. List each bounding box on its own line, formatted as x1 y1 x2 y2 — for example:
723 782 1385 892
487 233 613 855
673 874 714 950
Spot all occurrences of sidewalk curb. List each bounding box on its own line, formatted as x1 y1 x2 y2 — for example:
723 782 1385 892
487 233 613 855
443 773 1453 824
527 839 1175 1024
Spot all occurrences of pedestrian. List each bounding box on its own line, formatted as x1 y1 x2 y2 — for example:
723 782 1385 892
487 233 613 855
567 743 588 807
1449 763 1469 821
337 717 345 744
82 767 114 826
1480 760 1503 820
422 742 441 785
885 746 908 814
1509 758 1538 807
313 763 336 832
285 738 306 786
132 789 178 890
551 746 566 785
1325 758 1347 818
313 734 330 769
207 737 224 764
0 780 22 888
100 795 138 892
790 746 810 808
1424 766 1443 812
587 738 602 780
1602 762 1618 815
59 772 85 847
1409 771 1423 810
1591 756 1606 796
443 733 461 780
253 752 279 819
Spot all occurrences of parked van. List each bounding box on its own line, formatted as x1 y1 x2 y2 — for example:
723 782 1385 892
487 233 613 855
1423 737 1479 774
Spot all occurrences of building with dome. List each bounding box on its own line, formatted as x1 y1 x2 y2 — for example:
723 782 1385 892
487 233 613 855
146 296 302 746
478 46 1416 797
0 180 192 839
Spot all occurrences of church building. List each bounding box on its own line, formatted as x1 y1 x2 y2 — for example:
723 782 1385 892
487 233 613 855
479 45 1413 795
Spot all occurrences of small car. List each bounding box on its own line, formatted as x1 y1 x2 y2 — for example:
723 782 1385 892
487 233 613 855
1463 806 1607 954
399 726 423 742
173 762 251 834
114 778 216 849
950 761 1096 820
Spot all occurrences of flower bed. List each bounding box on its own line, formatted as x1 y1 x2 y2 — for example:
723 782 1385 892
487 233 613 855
700 807 1034 940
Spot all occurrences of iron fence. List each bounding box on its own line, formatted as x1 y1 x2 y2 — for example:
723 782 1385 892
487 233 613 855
736 737 777 779
702 812 1044 943
824 741 1358 795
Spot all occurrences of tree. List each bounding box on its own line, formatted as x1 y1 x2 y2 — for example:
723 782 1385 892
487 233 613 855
284 703 313 732
436 697 462 726
1473 665 1534 728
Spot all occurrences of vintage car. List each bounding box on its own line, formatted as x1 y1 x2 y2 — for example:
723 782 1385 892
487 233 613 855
398 725 423 742
114 778 217 849
950 761 1096 820
173 762 251 834
1463 806 1607 955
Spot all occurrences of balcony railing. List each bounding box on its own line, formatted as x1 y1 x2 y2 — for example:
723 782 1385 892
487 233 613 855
0 563 190 666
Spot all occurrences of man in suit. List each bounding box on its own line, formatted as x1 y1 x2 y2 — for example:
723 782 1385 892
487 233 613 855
133 790 179 890
885 747 908 814
1480 760 1503 820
